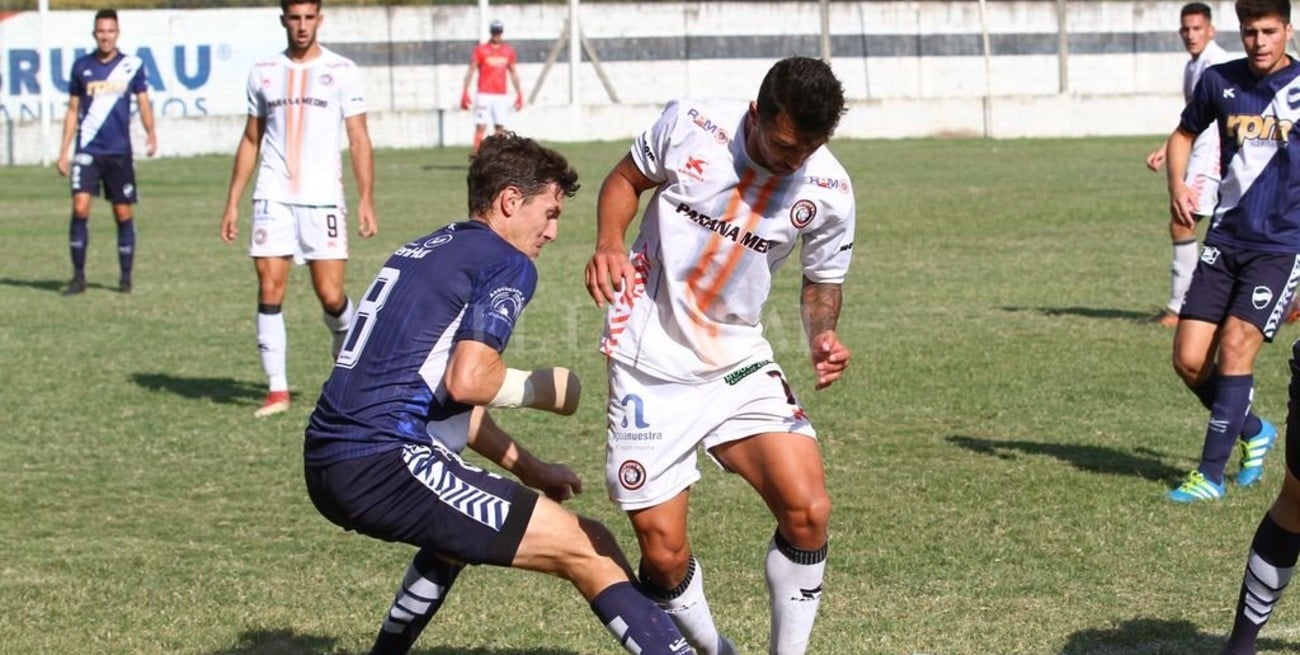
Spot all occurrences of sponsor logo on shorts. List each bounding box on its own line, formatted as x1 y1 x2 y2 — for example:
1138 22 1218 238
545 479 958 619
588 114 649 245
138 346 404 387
790 199 816 228
74 153 93 165
1253 285 1275 310
618 460 647 490
123 184 134 197
724 359 773 386
1200 245 1221 265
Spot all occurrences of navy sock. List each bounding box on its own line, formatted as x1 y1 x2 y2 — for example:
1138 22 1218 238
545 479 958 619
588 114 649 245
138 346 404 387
116 218 135 281
368 548 461 655
1241 414 1264 441
1198 374 1254 484
590 581 694 655
69 215 88 279
1224 514 1300 655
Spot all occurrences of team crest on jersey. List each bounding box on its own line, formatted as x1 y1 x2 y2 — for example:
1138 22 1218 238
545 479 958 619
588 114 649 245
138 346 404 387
488 287 525 325
319 73 334 87
790 199 817 228
618 460 647 490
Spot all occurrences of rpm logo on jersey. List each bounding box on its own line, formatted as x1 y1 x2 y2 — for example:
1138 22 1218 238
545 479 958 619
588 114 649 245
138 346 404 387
685 107 730 144
1225 114 1295 145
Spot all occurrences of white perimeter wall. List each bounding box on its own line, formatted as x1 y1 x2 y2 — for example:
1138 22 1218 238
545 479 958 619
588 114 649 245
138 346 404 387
0 1 1242 164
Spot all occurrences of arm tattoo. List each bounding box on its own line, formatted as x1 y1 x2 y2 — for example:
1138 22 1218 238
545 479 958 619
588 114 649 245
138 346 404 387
801 277 843 342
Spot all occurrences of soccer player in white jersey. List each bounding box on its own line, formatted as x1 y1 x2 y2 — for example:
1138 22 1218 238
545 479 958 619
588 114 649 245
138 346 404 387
1146 2 1232 326
585 56 855 655
219 0 377 417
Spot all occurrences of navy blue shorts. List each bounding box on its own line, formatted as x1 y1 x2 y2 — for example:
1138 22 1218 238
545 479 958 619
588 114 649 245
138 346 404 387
1181 244 1300 342
304 442 538 566
70 153 138 205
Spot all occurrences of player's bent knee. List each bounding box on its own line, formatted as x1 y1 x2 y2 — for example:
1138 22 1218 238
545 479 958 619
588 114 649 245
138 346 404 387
777 494 831 547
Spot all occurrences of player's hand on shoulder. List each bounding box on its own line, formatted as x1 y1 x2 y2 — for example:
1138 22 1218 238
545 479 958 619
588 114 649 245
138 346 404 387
810 331 850 391
585 247 636 308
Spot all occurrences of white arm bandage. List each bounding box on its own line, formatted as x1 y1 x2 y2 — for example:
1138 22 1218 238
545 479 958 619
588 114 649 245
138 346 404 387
487 367 582 415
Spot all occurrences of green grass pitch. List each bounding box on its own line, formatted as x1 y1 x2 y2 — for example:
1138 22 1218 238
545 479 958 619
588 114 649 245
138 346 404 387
2 136 1296 654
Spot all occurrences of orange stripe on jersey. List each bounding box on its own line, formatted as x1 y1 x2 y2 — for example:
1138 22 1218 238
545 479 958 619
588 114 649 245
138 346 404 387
695 175 778 314
684 168 754 309
287 68 309 197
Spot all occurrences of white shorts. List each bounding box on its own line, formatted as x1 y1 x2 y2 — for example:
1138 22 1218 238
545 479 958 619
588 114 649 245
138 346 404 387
473 93 513 128
249 199 349 261
604 357 816 511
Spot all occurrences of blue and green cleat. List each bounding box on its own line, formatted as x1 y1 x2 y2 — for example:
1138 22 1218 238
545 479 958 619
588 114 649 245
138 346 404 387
1168 470 1225 503
1236 419 1277 487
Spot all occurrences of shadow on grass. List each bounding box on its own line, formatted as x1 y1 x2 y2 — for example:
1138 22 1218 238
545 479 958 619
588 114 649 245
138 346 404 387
1000 305 1154 322
1060 617 1300 654
947 435 1185 483
0 277 116 294
130 372 264 405
204 628 583 655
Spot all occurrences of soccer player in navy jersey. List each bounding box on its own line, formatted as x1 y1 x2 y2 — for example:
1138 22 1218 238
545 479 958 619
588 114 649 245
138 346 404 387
1162 0 1300 505
55 9 157 296
303 133 695 655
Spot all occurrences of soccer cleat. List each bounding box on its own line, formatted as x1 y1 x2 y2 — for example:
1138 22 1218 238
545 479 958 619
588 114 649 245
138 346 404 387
62 277 86 296
1236 419 1278 487
1168 470 1225 503
254 390 291 418
118 277 132 294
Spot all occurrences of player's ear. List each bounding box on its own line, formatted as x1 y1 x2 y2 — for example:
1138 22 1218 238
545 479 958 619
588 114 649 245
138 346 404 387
499 185 523 217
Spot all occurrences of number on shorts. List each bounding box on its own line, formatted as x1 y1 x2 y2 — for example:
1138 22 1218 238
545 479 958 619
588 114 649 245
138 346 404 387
326 213 339 238
335 266 400 369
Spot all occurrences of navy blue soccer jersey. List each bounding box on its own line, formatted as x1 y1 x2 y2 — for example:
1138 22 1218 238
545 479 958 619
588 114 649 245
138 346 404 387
305 221 537 467
1181 58 1300 253
68 52 148 157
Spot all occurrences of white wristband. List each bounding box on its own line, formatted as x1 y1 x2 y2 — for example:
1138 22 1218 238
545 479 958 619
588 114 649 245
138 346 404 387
488 368 536 408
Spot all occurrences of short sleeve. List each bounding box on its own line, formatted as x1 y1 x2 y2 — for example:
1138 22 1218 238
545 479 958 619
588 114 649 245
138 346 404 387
454 255 538 352
800 195 856 284
68 61 84 98
339 62 367 118
129 59 148 94
628 99 682 184
1180 67 1219 136
246 67 264 118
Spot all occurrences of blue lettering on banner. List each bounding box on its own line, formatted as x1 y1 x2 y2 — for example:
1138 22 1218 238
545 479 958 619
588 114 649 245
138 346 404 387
1 44 223 120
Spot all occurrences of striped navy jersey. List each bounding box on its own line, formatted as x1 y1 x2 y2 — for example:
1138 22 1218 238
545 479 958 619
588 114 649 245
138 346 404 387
1181 57 1300 253
68 52 147 157
305 221 537 466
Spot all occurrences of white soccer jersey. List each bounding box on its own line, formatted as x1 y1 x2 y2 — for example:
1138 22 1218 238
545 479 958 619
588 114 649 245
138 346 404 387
1186 41 1229 176
601 100 856 383
248 46 366 207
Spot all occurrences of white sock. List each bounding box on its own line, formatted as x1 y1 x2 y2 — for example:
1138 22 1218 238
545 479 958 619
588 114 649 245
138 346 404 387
766 531 827 655
322 297 354 359
257 311 288 392
1169 239 1199 313
644 557 730 655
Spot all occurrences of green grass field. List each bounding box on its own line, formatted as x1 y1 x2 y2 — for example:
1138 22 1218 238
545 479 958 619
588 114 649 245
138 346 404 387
3 136 1297 655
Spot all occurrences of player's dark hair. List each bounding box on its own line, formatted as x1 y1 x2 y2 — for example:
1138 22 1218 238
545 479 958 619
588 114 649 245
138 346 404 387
280 0 322 14
1237 0 1291 22
1182 2 1213 20
755 56 846 139
467 133 580 217
94 9 118 22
